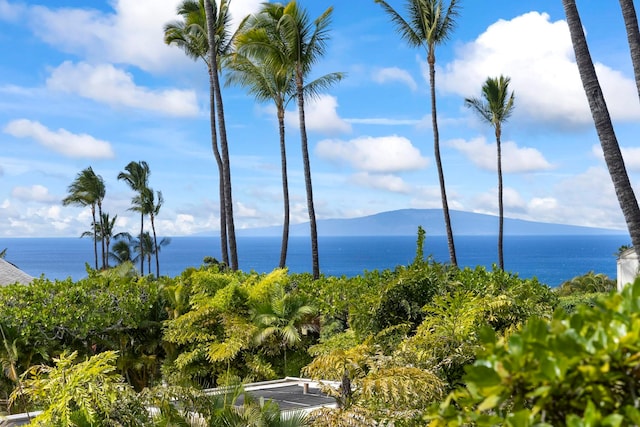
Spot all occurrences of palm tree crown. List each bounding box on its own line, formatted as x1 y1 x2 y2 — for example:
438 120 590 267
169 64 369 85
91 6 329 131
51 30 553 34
62 167 106 270
376 0 461 267
118 161 150 274
465 75 515 270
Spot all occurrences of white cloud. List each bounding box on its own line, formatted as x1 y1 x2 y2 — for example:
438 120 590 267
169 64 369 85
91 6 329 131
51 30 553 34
473 187 527 215
229 0 262 31
11 185 57 203
350 172 411 193
236 202 260 218
345 118 421 126
29 0 262 73
509 167 625 229
4 119 115 159
0 0 24 21
448 137 552 173
287 94 351 135
316 135 428 173
440 11 640 128
47 61 199 117
372 67 418 91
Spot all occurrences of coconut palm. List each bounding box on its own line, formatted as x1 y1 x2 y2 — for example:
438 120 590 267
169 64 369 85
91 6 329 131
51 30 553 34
619 0 640 101
133 232 171 277
164 0 230 266
136 188 165 277
97 213 130 269
465 76 515 270
238 1 343 279
204 0 239 271
118 161 150 274
62 167 106 270
82 213 126 269
227 43 295 270
109 239 137 267
375 0 460 266
562 0 640 255
230 15 342 270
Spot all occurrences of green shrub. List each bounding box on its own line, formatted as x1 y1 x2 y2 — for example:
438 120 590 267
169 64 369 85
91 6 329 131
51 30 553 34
428 279 640 426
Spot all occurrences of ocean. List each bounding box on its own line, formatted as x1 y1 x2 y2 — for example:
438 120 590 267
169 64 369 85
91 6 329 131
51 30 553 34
0 234 629 287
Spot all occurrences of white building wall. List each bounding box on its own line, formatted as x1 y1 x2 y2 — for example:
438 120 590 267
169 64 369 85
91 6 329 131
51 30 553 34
617 249 639 291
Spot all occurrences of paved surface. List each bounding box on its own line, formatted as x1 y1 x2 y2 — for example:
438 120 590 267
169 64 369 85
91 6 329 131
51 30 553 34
236 384 335 411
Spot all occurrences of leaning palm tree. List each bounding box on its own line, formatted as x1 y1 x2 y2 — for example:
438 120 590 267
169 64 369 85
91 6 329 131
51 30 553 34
62 167 106 270
118 161 150 274
562 0 640 255
164 0 229 266
619 0 640 102
375 0 460 266
465 76 515 270
238 1 344 279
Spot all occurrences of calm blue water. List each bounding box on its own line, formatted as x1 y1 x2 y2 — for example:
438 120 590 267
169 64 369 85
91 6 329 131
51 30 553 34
0 235 628 287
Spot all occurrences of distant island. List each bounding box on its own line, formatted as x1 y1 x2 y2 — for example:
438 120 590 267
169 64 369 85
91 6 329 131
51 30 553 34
236 208 628 237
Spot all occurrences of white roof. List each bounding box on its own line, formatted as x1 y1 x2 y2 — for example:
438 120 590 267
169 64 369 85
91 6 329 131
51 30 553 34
0 258 34 286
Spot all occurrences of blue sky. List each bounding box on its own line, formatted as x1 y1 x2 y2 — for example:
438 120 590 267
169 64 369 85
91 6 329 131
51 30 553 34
1 0 639 238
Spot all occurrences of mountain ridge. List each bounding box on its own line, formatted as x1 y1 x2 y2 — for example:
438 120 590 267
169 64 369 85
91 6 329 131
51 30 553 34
236 208 627 237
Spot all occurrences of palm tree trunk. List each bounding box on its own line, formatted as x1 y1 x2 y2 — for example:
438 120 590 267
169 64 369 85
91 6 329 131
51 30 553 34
151 214 159 277
296 67 320 280
563 0 640 255
207 65 229 267
205 0 238 271
98 202 106 270
619 0 640 101
496 128 504 270
428 48 457 266
278 106 290 269
139 212 144 275
91 205 98 270
105 238 110 269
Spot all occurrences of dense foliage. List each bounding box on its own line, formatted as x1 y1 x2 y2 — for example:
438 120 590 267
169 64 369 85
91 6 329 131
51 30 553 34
429 280 640 426
0 243 628 426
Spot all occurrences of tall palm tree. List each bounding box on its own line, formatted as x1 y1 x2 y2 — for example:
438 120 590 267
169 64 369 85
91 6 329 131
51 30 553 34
230 11 342 270
62 167 106 270
239 1 343 279
227 41 295 270
465 76 515 270
164 0 229 266
134 232 155 275
204 0 239 271
375 0 460 266
139 188 165 277
118 161 150 274
619 0 640 101
562 0 640 255
96 213 130 269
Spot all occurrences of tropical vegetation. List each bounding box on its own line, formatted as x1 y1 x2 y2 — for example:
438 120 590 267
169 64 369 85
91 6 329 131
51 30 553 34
5 1 640 426
62 161 170 277
1 235 634 425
